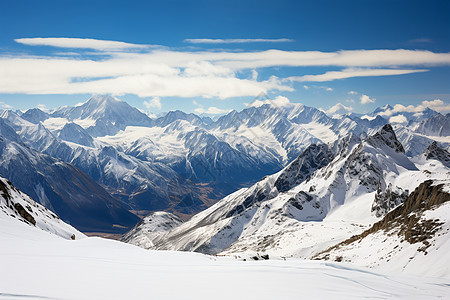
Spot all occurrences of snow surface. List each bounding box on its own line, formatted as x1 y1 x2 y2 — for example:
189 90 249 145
1 216 449 300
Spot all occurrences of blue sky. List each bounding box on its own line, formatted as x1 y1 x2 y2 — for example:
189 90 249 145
0 0 449 115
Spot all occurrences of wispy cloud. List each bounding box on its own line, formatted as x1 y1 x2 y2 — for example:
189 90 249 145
184 38 294 44
2 37 450 99
409 38 433 44
15 37 149 51
286 68 428 82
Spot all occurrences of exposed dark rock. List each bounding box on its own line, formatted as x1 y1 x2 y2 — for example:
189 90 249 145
14 203 36 226
372 183 409 217
275 144 331 193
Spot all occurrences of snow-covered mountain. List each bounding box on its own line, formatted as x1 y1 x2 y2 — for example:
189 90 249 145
415 112 450 136
127 125 450 273
0 119 139 233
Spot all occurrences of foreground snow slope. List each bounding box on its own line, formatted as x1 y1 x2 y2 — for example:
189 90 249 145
1 218 449 300
1 173 449 299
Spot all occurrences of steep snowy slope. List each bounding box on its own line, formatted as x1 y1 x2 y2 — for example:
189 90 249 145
0 176 82 239
137 125 449 261
314 179 450 278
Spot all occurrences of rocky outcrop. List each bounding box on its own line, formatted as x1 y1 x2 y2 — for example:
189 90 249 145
315 180 450 259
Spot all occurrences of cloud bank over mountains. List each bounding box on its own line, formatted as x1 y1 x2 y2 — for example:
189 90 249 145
1 37 449 100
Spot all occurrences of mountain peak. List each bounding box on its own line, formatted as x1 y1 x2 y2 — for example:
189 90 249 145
366 124 405 153
87 94 123 105
424 141 450 168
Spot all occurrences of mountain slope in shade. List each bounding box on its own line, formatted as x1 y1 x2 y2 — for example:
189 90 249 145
21 108 49 124
0 121 139 233
0 176 83 239
314 179 450 278
415 113 450 137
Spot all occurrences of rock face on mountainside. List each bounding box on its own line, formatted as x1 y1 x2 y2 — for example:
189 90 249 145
0 176 82 239
313 180 450 276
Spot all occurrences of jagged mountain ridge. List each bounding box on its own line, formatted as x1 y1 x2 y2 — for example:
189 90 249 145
130 125 449 261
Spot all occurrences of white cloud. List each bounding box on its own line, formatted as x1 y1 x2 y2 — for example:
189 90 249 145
143 97 162 109
345 99 355 103
15 37 149 51
378 99 450 116
194 106 232 115
286 68 428 82
248 95 291 108
360 94 375 105
184 38 294 44
348 90 357 95
421 99 450 112
2 37 450 99
303 85 309 90
389 115 408 124
325 102 353 116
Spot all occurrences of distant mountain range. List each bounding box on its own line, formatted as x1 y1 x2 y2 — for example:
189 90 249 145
1 94 449 234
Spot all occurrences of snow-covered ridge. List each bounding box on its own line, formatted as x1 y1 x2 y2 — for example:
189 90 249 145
0 176 83 239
